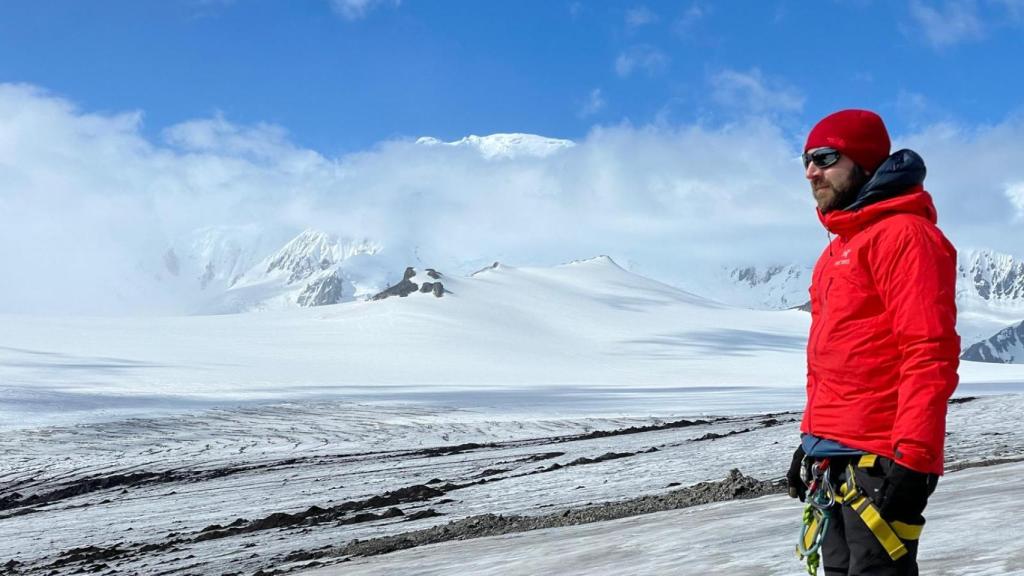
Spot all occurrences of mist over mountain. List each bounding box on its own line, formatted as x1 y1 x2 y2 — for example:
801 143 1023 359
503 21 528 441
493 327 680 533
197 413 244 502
5 84 1024 319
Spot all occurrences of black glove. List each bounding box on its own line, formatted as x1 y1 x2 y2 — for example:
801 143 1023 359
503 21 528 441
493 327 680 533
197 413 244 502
786 445 807 501
876 460 933 521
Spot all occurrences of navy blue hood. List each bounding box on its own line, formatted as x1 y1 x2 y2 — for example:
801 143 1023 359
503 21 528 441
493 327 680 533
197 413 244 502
843 148 927 212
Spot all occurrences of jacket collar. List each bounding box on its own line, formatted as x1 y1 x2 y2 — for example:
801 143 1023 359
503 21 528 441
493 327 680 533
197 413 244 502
817 148 935 238
818 186 936 238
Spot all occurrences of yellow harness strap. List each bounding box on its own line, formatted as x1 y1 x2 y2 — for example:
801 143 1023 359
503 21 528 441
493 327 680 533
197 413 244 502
837 461 923 561
847 494 909 560
890 521 924 540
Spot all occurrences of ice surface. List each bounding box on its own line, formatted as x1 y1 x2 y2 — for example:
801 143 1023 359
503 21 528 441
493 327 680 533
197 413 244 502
2 258 1024 575
297 461 1024 576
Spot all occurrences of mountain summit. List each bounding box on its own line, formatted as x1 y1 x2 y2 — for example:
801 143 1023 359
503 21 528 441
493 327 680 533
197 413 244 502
415 133 575 159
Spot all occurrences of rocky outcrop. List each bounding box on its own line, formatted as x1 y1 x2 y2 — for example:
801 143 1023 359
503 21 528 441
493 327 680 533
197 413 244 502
419 282 446 297
372 268 420 300
472 262 501 276
163 249 181 277
372 267 447 300
297 273 347 307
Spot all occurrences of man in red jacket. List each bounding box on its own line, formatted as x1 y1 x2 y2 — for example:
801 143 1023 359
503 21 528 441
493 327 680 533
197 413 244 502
786 109 960 576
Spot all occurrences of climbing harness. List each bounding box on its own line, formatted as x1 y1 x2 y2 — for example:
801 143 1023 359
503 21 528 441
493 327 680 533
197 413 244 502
795 454 926 574
795 457 833 575
834 455 924 561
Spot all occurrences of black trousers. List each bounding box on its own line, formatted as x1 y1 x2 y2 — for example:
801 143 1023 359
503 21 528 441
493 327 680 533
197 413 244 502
819 457 937 576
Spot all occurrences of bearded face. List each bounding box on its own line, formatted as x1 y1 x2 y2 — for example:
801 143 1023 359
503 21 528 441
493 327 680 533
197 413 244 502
806 153 870 213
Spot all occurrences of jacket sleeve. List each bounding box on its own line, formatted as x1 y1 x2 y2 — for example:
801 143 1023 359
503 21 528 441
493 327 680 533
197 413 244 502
870 217 960 474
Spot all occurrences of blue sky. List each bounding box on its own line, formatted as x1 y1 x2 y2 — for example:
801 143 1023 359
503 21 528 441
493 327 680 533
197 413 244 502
2 0 1023 154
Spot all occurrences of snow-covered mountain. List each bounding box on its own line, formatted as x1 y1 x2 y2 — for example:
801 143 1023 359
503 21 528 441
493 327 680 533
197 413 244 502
957 249 1024 304
685 264 812 310
415 133 575 159
703 249 1024 312
684 250 1024 361
161 225 282 293
149 226 1024 362
961 321 1024 363
955 249 1024 357
197 229 392 313
118 225 289 314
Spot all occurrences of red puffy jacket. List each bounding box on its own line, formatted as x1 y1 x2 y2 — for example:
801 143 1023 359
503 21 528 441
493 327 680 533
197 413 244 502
802 185 960 475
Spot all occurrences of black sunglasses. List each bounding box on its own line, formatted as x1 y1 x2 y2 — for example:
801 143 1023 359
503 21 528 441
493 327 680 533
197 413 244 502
802 147 841 169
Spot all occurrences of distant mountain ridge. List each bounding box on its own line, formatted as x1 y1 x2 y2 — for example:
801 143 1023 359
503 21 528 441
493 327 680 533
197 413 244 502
707 250 1024 362
962 321 1024 363
708 249 1024 311
154 227 1024 362
415 133 575 159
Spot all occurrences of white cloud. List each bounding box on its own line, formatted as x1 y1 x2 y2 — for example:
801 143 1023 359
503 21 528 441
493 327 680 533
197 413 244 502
1006 182 1024 219
330 0 399 20
709 68 805 115
614 45 669 78
625 6 658 28
908 0 985 47
898 119 1024 247
673 3 707 37
3 83 1024 315
578 88 606 117
0 84 808 314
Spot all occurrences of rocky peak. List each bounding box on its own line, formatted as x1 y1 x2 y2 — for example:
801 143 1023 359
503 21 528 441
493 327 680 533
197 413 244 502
296 272 347 307
264 229 381 285
958 249 1024 303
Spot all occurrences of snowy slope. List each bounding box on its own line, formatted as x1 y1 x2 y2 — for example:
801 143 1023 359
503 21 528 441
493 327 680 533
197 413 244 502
0 256 813 429
4 254 1024 431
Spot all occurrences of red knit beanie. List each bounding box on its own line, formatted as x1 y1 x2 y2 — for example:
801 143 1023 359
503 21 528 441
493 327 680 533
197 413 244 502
804 109 891 172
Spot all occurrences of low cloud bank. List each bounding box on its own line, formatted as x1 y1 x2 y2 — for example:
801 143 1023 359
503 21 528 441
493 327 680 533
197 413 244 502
0 83 1020 314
